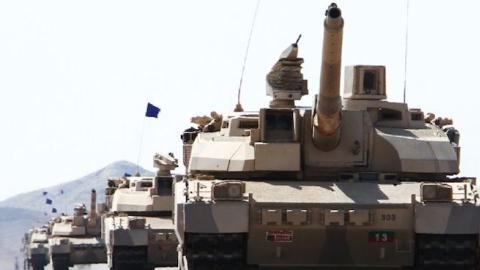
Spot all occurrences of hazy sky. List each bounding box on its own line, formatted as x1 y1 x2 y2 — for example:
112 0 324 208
0 0 479 200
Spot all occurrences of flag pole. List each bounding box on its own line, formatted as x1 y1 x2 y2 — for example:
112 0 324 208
137 102 160 175
136 117 147 175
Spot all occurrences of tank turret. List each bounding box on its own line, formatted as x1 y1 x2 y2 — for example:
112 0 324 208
185 2 460 179
312 3 344 150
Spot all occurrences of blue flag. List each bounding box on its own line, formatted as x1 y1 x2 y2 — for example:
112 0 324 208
145 103 160 118
52 208 57 213
45 198 52 205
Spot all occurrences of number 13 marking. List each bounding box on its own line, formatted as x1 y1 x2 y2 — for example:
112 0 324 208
375 232 389 242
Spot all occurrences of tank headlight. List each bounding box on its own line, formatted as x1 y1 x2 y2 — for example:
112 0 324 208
421 183 453 202
211 181 245 201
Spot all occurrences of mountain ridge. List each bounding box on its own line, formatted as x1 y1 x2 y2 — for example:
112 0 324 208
0 160 153 213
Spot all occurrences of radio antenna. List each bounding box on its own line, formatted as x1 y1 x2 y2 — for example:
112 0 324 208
235 0 261 112
403 0 410 103
295 34 302 45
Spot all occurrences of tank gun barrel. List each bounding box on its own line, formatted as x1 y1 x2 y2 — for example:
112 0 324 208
89 189 97 221
313 3 344 150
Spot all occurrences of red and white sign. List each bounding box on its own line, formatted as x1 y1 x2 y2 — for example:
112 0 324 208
266 230 294 243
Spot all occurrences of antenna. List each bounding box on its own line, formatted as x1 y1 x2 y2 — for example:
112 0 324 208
295 34 302 45
235 0 261 112
403 0 410 103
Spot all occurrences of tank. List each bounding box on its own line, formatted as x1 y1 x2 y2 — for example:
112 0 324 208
175 3 480 269
23 226 50 270
48 189 107 270
102 153 179 270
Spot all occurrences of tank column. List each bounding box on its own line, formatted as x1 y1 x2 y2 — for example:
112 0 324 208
312 3 344 151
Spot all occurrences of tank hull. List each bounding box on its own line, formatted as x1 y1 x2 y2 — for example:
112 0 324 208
103 215 178 269
49 236 106 267
176 180 480 269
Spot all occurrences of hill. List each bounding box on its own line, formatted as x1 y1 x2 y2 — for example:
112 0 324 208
0 160 153 270
0 160 153 214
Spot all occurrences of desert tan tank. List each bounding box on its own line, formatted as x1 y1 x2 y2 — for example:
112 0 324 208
23 226 50 270
48 189 106 270
175 3 480 269
102 153 178 270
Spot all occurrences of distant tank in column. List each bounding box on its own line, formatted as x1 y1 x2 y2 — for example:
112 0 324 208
103 153 179 270
48 189 106 270
23 226 50 270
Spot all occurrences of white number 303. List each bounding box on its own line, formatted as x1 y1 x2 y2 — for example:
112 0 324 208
381 214 396 221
